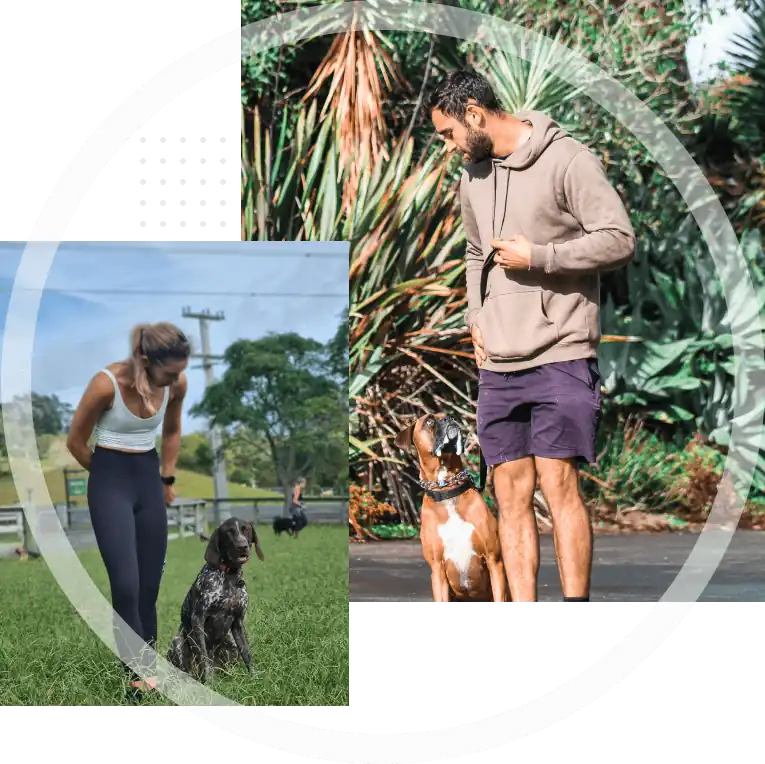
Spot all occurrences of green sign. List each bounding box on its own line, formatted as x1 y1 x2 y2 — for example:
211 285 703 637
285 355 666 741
68 478 87 496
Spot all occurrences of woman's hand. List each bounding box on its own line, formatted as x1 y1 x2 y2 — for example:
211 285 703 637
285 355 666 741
164 483 176 507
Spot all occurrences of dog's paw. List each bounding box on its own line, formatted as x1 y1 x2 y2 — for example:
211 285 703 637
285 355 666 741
197 661 213 684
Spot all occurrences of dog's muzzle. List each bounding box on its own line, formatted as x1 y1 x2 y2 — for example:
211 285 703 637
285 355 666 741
434 417 463 457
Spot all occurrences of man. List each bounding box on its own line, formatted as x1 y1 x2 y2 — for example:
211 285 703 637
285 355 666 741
428 70 635 602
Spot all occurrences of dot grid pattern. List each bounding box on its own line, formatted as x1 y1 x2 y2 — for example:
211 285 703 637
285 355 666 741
74 67 240 241
135 131 238 236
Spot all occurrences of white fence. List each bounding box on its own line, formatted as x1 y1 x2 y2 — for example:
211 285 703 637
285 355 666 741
166 499 207 541
0 506 24 556
1 500 208 557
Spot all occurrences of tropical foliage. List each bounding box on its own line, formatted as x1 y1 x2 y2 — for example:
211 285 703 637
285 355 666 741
242 0 765 529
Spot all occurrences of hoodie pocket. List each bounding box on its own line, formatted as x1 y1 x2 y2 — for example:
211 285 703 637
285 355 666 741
476 284 559 362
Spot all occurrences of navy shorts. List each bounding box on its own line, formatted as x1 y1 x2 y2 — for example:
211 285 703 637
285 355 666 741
477 358 602 467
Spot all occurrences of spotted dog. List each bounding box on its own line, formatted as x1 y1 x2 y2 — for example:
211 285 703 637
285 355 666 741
395 413 508 602
167 517 265 682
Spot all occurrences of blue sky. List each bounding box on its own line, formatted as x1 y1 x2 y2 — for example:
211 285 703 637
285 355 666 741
0 242 348 434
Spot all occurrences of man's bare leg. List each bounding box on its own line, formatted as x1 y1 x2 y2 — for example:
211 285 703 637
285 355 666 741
492 457 538 601
535 456 592 599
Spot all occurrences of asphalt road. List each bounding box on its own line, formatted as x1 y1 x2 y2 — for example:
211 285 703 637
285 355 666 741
349 530 765 602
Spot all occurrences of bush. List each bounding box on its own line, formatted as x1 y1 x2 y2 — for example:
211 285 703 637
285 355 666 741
582 417 728 518
228 467 251 486
349 484 414 540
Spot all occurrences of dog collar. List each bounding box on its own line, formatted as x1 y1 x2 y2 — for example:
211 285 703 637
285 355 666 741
419 469 476 502
425 480 475 502
418 468 470 492
218 560 246 575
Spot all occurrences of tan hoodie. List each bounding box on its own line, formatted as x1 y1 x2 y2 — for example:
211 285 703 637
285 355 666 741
460 110 635 373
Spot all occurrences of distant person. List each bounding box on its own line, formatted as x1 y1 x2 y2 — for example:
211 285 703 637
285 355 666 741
66 322 190 700
289 477 308 530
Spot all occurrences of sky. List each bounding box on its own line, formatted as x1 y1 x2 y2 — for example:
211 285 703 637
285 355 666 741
685 0 752 84
0 242 348 434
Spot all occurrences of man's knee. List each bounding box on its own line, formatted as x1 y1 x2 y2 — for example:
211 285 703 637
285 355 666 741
535 456 581 508
492 457 536 514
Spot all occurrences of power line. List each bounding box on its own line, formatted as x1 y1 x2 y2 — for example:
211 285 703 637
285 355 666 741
0 288 348 298
158 251 348 259
76 252 348 259
0 246 348 260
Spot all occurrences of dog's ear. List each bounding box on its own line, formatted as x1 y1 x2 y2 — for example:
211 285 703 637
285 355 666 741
394 423 415 451
243 522 265 562
204 528 222 566
252 529 265 562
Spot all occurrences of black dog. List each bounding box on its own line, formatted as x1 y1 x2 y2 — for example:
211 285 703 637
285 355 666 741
273 516 298 536
294 510 308 531
274 508 309 538
167 517 264 683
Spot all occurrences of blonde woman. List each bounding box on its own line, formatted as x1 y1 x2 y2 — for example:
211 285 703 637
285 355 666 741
67 322 190 700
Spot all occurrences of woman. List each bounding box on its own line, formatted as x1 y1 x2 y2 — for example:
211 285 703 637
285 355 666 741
67 321 190 700
289 477 308 530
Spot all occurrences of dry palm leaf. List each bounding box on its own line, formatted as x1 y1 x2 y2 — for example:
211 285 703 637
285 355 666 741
303 12 407 209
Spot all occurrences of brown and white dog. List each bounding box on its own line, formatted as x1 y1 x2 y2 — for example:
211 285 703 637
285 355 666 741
395 413 508 602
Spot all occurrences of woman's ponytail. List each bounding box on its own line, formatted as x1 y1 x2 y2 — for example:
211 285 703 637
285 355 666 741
129 324 157 415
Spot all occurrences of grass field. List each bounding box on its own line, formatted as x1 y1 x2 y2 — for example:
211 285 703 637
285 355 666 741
0 525 348 705
0 467 280 506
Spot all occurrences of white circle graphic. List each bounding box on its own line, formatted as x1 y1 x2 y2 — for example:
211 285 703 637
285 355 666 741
2 2 763 762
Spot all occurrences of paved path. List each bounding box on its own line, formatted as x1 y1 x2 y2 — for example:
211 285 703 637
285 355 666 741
350 531 765 602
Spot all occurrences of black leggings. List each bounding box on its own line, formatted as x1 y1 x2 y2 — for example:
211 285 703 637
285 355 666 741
88 446 167 676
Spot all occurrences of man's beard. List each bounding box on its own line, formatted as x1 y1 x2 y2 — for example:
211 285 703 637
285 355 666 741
464 125 494 163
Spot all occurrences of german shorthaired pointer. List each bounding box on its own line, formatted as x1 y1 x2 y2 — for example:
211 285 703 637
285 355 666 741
167 517 264 683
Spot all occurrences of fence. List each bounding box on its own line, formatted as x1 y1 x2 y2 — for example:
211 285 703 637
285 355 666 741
0 496 347 557
0 506 24 556
202 496 349 526
1 499 207 557
166 499 208 541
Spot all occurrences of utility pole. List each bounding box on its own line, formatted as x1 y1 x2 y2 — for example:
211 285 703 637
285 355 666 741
182 307 230 527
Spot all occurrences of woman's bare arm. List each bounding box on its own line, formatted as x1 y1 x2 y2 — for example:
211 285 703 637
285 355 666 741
66 372 114 470
160 373 187 478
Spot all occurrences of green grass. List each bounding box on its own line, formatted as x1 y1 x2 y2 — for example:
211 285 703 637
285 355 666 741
0 525 348 705
0 467 280 505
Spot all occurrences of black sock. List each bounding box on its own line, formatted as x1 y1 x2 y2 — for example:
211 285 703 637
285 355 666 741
560 597 592 610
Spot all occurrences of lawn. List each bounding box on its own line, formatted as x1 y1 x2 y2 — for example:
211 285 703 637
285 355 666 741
0 467 280 506
0 524 348 705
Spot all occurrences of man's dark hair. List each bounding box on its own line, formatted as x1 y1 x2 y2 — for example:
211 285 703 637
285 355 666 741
427 70 503 121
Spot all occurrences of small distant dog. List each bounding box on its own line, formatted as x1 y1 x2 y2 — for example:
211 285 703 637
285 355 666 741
273 516 298 536
167 517 264 683
273 508 309 538
395 413 508 602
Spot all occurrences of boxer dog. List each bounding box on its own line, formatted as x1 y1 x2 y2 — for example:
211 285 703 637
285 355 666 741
395 413 508 602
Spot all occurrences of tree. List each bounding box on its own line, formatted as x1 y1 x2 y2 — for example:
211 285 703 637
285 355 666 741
192 332 346 507
326 308 349 384
226 425 278 487
31 393 73 435
1 391 73 478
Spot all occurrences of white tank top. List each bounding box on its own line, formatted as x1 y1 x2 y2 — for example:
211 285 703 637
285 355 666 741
93 368 170 452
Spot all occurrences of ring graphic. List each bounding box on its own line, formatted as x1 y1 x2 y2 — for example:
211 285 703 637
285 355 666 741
2 2 763 762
